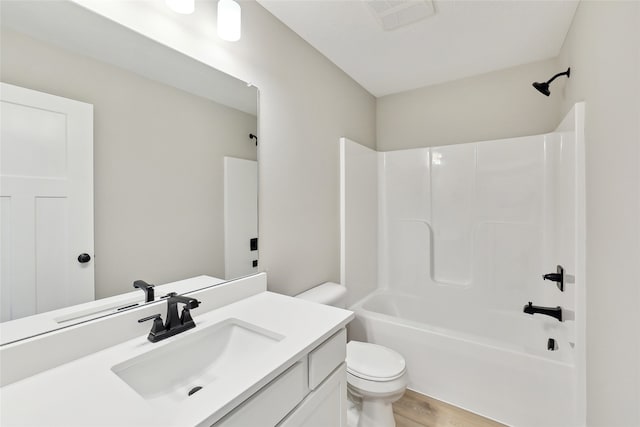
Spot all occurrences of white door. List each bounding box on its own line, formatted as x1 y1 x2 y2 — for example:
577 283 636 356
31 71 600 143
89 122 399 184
0 82 94 322
224 157 258 279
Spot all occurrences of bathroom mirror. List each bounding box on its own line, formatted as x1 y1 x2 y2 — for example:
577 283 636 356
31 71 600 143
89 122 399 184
0 1 258 342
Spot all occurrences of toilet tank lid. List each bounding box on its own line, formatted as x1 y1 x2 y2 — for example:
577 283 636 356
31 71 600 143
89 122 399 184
296 282 346 307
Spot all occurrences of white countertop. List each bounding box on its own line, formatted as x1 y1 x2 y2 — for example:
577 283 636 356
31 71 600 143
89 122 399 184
0 291 353 427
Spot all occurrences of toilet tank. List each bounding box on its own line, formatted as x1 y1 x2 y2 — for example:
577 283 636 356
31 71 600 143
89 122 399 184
296 282 347 308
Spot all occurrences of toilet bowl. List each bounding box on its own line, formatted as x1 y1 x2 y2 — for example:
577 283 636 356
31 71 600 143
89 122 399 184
346 340 408 427
297 283 408 427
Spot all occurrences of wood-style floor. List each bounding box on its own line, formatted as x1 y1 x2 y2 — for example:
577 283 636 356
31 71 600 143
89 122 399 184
393 390 507 427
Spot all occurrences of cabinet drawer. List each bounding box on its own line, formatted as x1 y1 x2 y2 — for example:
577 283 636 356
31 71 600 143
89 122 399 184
214 359 308 427
308 329 346 390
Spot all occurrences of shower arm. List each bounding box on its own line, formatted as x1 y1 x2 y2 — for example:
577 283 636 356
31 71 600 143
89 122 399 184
546 68 571 85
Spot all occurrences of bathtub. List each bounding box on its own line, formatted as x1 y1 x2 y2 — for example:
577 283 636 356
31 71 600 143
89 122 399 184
348 290 578 427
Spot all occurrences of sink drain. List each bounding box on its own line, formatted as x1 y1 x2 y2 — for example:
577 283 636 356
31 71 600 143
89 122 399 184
188 386 203 396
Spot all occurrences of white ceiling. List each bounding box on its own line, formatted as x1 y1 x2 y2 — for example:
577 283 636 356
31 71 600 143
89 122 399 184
257 0 580 97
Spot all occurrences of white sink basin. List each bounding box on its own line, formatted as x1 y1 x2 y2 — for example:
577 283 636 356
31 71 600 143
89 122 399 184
111 318 284 407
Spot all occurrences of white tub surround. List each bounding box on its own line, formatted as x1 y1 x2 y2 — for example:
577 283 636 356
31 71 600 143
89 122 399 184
1 283 353 426
341 103 586 427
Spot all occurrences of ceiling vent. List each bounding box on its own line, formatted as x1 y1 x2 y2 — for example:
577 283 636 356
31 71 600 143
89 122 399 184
363 0 436 31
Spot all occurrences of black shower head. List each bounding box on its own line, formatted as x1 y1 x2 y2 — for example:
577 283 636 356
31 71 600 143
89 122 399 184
532 81 551 96
532 67 570 96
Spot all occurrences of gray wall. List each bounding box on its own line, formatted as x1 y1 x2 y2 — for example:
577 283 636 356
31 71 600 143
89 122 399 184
376 58 561 150
1 29 258 298
557 2 640 425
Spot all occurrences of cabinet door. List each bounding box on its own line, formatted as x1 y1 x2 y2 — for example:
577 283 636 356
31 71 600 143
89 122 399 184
279 364 347 427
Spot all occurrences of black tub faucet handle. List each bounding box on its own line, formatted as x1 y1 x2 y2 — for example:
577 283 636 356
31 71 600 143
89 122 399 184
542 265 564 292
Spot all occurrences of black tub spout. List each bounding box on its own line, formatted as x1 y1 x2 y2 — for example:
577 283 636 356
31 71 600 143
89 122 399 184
523 302 563 322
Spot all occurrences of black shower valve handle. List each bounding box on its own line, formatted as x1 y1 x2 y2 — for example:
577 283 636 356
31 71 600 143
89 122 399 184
542 273 562 281
542 265 565 292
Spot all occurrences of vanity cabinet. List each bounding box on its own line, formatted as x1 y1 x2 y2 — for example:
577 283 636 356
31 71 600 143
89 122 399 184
0 286 354 427
214 329 347 427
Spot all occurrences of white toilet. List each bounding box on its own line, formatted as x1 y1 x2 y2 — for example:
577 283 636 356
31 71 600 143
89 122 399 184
297 282 408 427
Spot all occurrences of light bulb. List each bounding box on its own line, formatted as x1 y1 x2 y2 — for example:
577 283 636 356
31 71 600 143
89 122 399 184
166 0 194 15
217 0 241 42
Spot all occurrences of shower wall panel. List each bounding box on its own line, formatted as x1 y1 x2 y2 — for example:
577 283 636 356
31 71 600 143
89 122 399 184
430 144 475 285
343 114 579 325
378 133 574 314
377 148 431 290
340 138 378 306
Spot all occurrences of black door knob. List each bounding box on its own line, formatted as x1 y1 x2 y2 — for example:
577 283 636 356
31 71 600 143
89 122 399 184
77 253 91 263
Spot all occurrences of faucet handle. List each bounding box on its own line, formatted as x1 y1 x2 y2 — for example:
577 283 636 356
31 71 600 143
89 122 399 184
180 308 195 326
542 265 564 292
138 314 165 335
138 314 161 322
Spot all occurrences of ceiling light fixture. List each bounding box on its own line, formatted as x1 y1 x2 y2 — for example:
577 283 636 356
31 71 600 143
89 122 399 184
218 0 241 42
166 0 194 14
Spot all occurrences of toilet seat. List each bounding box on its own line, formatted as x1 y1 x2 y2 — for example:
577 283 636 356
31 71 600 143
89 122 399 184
346 341 406 381
347 370 408 398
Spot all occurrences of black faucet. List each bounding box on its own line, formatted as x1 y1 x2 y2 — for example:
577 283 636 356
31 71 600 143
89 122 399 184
138 293 201 342
523 302 563 322
133 280 155 303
